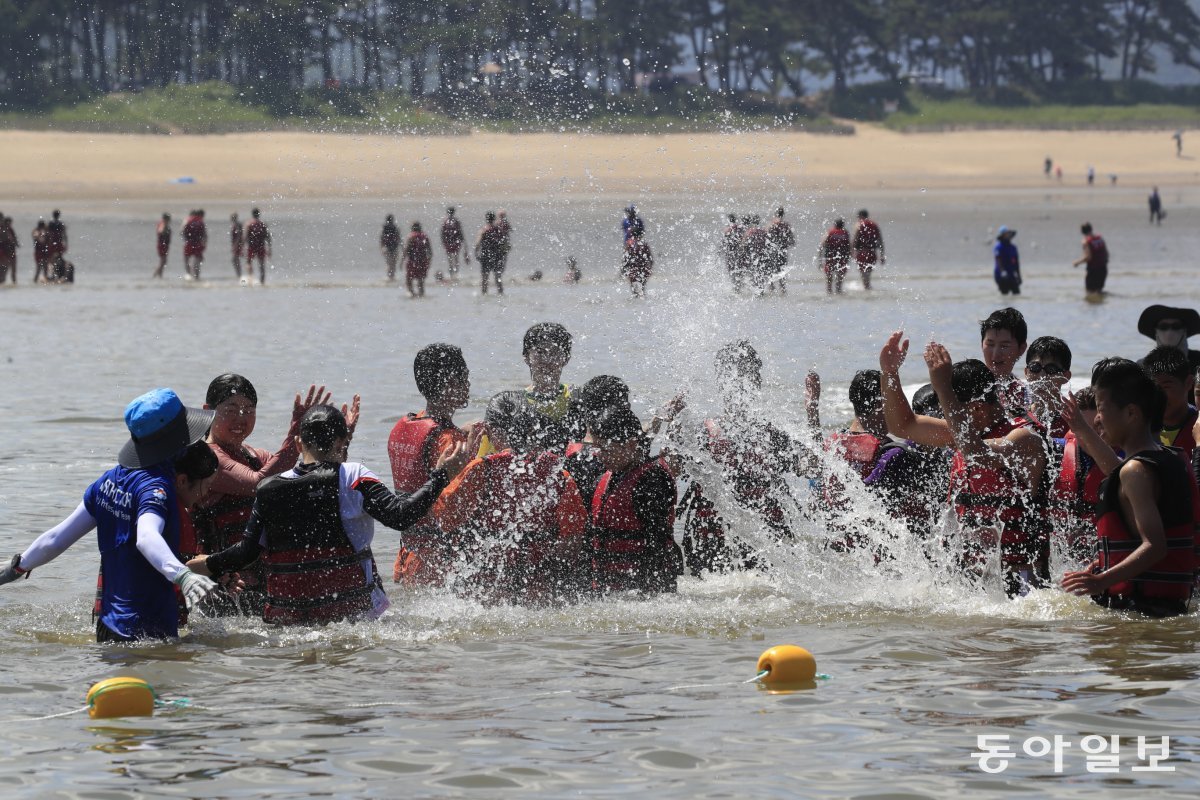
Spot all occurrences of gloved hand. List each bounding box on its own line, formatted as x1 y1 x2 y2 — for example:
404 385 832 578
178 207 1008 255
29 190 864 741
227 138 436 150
174 568 218 612
0 554 30 586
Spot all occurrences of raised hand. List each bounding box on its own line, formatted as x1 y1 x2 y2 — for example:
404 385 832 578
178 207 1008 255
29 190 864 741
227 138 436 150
879 330 909 374
924 341 954 393
341 394 362 439
293 384 332 423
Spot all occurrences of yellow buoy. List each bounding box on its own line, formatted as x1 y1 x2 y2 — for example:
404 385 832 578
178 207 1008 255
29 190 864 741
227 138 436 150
756 645 817 687
86 677 155 719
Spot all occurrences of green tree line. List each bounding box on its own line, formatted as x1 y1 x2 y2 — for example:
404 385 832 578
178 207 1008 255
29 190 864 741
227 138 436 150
1 0 1197 106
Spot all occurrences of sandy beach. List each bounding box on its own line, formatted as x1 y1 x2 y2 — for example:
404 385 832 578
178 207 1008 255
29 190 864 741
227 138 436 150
2 126 1196 201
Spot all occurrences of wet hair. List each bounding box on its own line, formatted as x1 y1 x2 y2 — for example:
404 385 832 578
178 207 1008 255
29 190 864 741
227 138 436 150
198 209 205 217
834 218 845 228
911 383 943 418
715 340 762 386
299 404 348 452
162 212 170 220
385 214 394 223
728 213 737 223
174 440 219 481
52 209 60 219
980 307 1028 346
523 322 572 359
1091 357 1164 430
1081 222 1093 235
36 221 46 229
776 207 785 218
411 221 422 232
1025 336 1072 370
858 209 869 219
590 406 643 442
1142 345 1191 383
485 211 496 222
1074 385 1096 411
577 375 631 425
413 343 468 399
950 359 999 405
447 206 455 215
849 369 884 419
205 373 258 408
251 208 261 218
485 391 537 451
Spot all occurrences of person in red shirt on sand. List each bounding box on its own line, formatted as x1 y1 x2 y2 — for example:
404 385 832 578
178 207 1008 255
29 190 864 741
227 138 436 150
852 209 884 290
819 218 852 294
403 221 433 298
152 213 171 279
244 208 272 284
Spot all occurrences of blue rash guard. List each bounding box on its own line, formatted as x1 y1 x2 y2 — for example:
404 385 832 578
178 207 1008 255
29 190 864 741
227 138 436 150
83 464 182 639
993 239 1020 281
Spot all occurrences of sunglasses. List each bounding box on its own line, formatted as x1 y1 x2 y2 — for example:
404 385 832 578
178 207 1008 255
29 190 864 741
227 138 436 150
1026 363 1065 376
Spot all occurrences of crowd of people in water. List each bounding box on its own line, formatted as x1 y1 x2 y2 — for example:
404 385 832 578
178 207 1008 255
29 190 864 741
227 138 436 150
0 209 75 284
380 206 513 297
3 304 1200 641
151 207 273 284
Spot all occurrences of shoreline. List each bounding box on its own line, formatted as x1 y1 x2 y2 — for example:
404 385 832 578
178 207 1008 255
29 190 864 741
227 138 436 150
4 127 1198 201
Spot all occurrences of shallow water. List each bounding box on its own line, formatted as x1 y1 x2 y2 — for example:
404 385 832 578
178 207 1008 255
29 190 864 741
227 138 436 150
1 184 1199 797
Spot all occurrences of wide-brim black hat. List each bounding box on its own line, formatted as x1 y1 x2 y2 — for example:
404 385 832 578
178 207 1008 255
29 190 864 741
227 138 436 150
1136 305 1200 339
118 406 214 469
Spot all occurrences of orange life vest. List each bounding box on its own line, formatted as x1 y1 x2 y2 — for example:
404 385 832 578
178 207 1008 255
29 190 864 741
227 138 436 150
590 458 679 593
388 413 464 584
1048 434 1105 564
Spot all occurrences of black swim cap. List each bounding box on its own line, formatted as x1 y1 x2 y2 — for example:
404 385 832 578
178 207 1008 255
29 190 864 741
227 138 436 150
206 373 258 408
299 404 348 452
485 391 538 451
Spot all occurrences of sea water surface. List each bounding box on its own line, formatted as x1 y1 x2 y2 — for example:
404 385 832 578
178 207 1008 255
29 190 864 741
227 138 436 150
1 185 1198 798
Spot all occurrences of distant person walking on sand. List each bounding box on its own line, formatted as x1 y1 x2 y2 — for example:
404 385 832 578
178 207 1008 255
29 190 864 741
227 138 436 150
622 205 645 244
819 218 852 294
31 220 50 283
1149 187 1165 225
182 209 207 280
381 214 401 281
45 209 67 262
743 215 770 292
765 207 795 295
622 229 654 297
722 213 746 292
475 211 506 295
245 208 271 284
230 213 244 278
0 216 18 284
1086 166 1095 186
1044 156 1052 178
439 207 467 278
1173 130 1183 157
993 225 1021 295
852 209 885 291
496 210 513 273
1072 222 1109 296
152 213 172 278
403 221 432 298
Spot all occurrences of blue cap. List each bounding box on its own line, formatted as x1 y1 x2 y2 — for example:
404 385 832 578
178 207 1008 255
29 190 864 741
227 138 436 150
998 225 1016 237
118 389 214 469
124 389 184 439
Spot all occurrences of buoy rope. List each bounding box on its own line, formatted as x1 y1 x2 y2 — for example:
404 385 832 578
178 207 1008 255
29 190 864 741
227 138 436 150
0 705 90 723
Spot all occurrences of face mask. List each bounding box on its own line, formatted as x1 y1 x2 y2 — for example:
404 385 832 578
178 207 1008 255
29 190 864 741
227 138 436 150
1155 329 1187 350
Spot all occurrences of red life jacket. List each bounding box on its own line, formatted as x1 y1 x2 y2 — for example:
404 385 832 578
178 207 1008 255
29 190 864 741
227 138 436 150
256 464 380 626
1048 434 1105 563
622 240 653 281
824 228 851 263
949 449 1047 575
1095 449 1198 610
406 232 431 267
182 217 204 244
744 227 768 260
441 218 463 249
388 413 464 583
245 219 267 249
590 458 679 593
1084 234 1108 268
447 450 575 603
1165 406 1198 462
853 219 881 254
479 225 505 259
703 418 791 531
823 431 882 510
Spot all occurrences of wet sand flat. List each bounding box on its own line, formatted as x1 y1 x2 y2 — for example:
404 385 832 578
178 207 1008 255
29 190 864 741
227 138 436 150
1 127 1194 201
